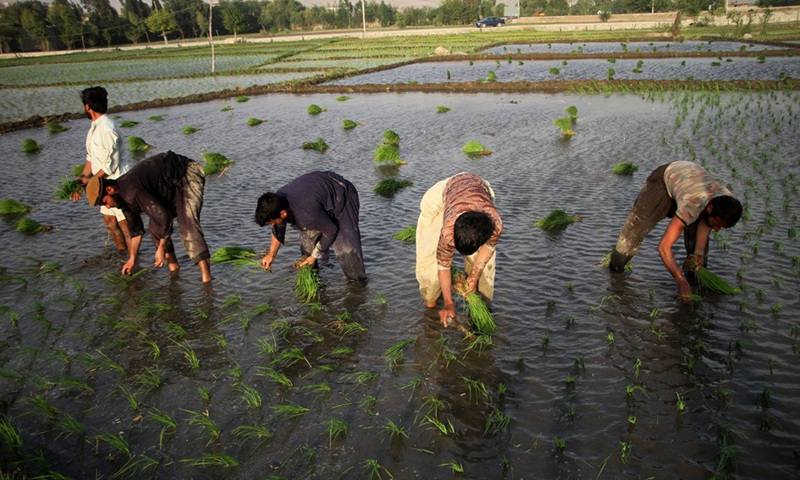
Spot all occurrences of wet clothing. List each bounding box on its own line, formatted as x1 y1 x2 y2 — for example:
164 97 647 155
273 171 366 281
113 151 209 263
610 161 732 271
86 114 127 220
416 173 502 304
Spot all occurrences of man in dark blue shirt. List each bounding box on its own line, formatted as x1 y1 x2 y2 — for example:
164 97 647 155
255 171 366 282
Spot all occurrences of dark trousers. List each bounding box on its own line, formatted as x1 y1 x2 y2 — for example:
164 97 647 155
610 164 708 271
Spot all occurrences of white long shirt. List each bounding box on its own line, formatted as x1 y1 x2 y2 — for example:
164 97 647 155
86 114 127 179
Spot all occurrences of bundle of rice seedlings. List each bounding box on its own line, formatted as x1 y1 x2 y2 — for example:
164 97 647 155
148 114 166 121
598 251 633 272
465 292 497 335
0 199 31 215
22 138 42 153
342 119 359 130
294 265 320 303
462 141 492 156
235 96 250 103
183 126 200 134
127 136 151 152
221 105 233 112
336 95 350 101
612 162 639 175
534 210 582 230
119 120 139 128
210 246 261 268
485 70 497 82
392 226 416 243
202 152 234 176
436 106 451 113
46 123 70 134
374 178 412 197
565 105 578 120
382 130 400 146
694 268 741 294
246 118 263 126
16 218 51 234
71 164 85 176
554 117 576 137
307 104 326 115
373 144 404 165
302 138 329 152
54 176 83 201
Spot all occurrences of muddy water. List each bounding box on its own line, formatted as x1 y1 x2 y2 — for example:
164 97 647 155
0 90 798 479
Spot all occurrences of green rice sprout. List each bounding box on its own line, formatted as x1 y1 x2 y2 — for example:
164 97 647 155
462 141 492 156
235 96 249 103
271 346 312 369
336 95 350 101
127 136 151 152
236 382 262 408
694 268 741 294
342 370 378 385
485 70 497 82
302 138 329 151
16 218 51 234
183 409 220 445
134 367 164 391
342 119 359 130
422 414 455 435
183 125 200 134
110 454 160 479
436 106 451 113
461 375 490 404
46 122 70 133
612 162 639 175
373 144 404 165
118 120 139 128
256 366 293 389
1 199 31 215
271 402 310 420
565 105 578 120
382 129 400 146
210 246 261 268
197 386 211 402
440 460 464 474
146 408 177 448
202 152 234 176
148 114 166 121
462 333 493 356
172 340 200 369
54 175 83 201
95 431 131 456
534 210 582 230
246 118 263 126
220 105 233 112
464 292 497 335
381 419 409 440
554 117 576 137
22 138 42 153
392 226 416 243
294 265 320 303
54 411 85 440
484 408 511 435
550 67 561 74
362 459 392 479
232 424 274 446
374 178 412 197
324 418 348 447
181 454 238 467
384 337 415 370
307 104 326 114
0 416 23 454
117 383 140 412
599 250 632 271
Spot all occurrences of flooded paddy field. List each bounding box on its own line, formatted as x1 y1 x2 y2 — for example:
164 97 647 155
0 87 798 479
480 40 792 55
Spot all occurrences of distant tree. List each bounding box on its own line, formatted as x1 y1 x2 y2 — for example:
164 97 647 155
571 0 597 15
376 1 397 27
0 21 19 53
547 0 570 15
48 0 84 50
146 8 177 44
20 6 50 51
622 0 672 13
221 2 247 40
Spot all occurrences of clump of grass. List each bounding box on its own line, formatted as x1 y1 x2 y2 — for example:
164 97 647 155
307 104 326 114
436 106 451 113
1 199 31 215
16 218 51 234
46 122 70 133
235 96 249 103
127 136 152 152
295 265 320 303
210 246 261 268
534 210 582 230
374 178 412 197
373 144 404 165
119 120 139 128
694 268 741 294
465 292 497 335
612 162 639 175
54 176 83 201
554 117 575 137
148 114 166 121
342 119 360 130
565 105 578 120
202 152 234 176
246 118 263 126
22 138 42 153
302 138 329 151
393 226 416 243
462 141 492 156
183 126 200 134
336 95 350 101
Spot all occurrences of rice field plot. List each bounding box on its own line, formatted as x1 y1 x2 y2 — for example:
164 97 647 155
259 57 414 71
480 40 793 55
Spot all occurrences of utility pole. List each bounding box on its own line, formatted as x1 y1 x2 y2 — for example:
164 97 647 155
209 1 218 73
361 0 366 38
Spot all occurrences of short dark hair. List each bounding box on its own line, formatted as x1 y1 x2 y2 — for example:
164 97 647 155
254 192 289 227
709 195 743 228
454 211 494 256
81 86 108 114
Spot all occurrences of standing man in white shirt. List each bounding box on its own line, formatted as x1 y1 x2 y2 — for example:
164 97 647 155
73 86 131 253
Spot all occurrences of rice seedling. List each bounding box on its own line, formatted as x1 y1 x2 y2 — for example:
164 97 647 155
0 416 23 454
0 199 31 215
54 377 93 394
462 333 493 356
336 95 350 101
117 383 140 413
612 162 639 175
271 347 312 369
16 217 52 234
392 226 416 243
119 120 139 128
197 385 211 402
127 136 151 152
76 349 126 375
233 424 274 447
220 105 233 112
147 407 177 448
110 454 160 479
95 431 131 456
565 105 578 120
462 376 490 404
436 106 450 113
307 104 326 114
373 144 404 165
440 460 464 474
202 152 234 176
52 410 86 440
181 454 239 467
607 67 615 80
342 119 359 130
271 403 311 420
422 414 455 435
183 409 221 445
383 129 400 146
148 114 166 121
485 70 497 81
255 366 293 389
694 268 741 294
54 175 83 201
676 392 686 413
553 436 565 451
550 67 560 74
342 370 378 386
46 122 70 133
462 140 492 156
484 408 511 435
634 358 642 379
381 419 409 441
628 414 637 427
246 118 263 126
534 210 582 230
164 321 187 339
173 340 200 369
210 246 261 268
236 382 262 408
294 265 320 303
235 96 249 103
553 117 576 137
323 418 348 448
22 138 42 153
183 125 199 134
620 441 632 464
302 138 329 151
384 337 415 370
362 459 392 480
374 178 412 197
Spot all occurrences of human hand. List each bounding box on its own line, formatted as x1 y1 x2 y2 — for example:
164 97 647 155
439 303 456 328
463 275 479 297
261 254 274 270
121 259 135 276
70 189 83 202
678 279 693 303
295 256 316 269
154 248 166 268
682 254 704 274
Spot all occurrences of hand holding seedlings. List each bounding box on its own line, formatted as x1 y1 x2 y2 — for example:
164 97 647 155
294 255 316 269
682 254 704 274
